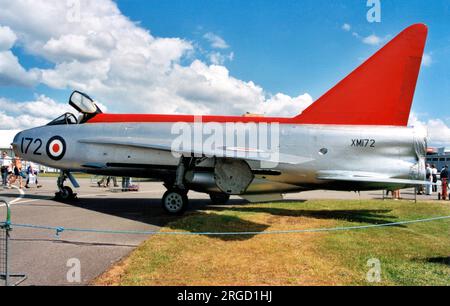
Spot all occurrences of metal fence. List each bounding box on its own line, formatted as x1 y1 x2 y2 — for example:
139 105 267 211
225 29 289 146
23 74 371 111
0 199 10 286
0 199 26 286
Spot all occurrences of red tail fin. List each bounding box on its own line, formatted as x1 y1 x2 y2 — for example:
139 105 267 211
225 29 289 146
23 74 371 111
295 24 428 126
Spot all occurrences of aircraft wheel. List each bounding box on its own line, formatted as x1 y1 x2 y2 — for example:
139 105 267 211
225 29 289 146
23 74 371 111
58 186 75 201
209 193 230 205
162 190 188 215
60 186 74 199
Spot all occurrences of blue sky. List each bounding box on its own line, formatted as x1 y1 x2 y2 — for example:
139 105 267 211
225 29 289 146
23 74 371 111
0 0 449 141
115 0 449 121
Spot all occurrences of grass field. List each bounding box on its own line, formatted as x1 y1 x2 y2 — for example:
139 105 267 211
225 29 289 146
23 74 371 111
39 172 92 179
95 200 450 286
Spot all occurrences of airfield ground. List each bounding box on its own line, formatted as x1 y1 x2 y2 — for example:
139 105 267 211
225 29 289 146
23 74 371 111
0 177 449 286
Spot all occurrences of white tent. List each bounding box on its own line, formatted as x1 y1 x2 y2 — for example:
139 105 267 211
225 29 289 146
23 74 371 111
0 130 20 150
0 130 58 173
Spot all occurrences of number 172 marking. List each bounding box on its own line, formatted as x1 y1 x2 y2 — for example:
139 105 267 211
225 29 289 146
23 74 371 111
21 138 43 155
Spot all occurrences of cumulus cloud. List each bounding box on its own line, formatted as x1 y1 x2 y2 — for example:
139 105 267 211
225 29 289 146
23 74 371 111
0 26 17 51
0 95 73 129
0 25 40 87
256 93 314 117
0 51 41 87
0 0 312 125
203 32 229 49
409 113 450 147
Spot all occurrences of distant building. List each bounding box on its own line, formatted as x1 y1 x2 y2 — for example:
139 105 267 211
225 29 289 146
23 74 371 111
426 147 450 171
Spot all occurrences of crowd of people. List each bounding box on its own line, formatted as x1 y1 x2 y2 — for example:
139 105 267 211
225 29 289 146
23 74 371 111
97 176 137 192
0 151 41 190
424 163 449 197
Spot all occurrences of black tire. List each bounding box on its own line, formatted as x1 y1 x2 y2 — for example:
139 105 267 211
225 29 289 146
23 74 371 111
59 186 74 201
162 190 189 215
209 193 230 205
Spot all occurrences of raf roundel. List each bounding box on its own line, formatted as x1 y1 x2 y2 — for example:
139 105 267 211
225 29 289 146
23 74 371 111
46 136 67 161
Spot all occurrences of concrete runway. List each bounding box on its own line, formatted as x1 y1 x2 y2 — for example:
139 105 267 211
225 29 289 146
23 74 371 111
0 177 439 286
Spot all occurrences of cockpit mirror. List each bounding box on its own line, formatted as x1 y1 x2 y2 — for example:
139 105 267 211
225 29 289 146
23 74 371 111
69 91 101 114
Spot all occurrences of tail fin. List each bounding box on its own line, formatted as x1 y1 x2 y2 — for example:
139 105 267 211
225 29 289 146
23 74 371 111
295 24 428 126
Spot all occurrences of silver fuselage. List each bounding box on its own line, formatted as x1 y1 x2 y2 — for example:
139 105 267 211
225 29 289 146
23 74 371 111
13 122 426 195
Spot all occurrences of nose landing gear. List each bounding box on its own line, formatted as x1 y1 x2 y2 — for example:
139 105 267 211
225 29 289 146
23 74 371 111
55 171 78 201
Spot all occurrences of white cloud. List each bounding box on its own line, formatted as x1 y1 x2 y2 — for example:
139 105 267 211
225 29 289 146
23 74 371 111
422 53 432 67
343 26 390 48
0 112 49 130
203 32 229 49
0 0 311 122
0 51 40 87
0 95 73 129
409 113 450 147
0 25 40 87
362 34 383 46
208 51 234 65
256 93 314 117
342 24 351 32
0 26 17 51
42 34 105 62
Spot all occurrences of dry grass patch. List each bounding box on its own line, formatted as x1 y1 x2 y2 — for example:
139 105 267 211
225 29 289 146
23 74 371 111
95 200 450 286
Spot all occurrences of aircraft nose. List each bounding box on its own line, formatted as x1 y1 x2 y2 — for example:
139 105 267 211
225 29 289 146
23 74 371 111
12 131 22 156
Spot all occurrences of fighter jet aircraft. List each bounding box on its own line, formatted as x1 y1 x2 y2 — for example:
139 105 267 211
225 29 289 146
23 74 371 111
13 24 429 215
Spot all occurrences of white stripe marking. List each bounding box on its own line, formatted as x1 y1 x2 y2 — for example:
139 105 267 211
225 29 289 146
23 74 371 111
0 185 25 207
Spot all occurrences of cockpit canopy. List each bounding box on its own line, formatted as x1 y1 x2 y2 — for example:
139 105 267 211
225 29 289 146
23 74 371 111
69 91 100 114
47 91 102 126
47 113 78 126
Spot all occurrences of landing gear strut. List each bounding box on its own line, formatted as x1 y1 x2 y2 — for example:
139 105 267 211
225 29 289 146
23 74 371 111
162 157 191 215
55 171 78 201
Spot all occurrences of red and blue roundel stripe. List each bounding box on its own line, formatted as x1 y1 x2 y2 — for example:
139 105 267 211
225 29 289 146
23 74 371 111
46 136 66 161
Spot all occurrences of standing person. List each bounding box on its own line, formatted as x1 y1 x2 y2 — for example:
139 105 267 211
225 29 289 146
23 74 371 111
122 177 131 192
25 161 42 189
0 152 4 186
10 157 24 189
425 164 433 195
1 152 12 188
97 176 108 187
431 164 438 192
440 165 449 200
106 176 119 188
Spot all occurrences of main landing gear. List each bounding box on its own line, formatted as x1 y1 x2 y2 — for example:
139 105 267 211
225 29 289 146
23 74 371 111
162 157 190 215
161 157 234 215
55 171 78 201
162 189 189 215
